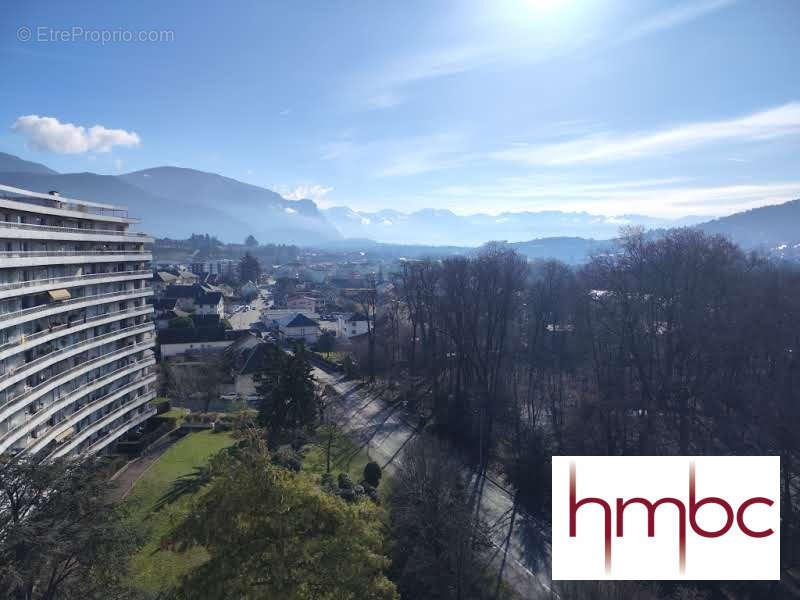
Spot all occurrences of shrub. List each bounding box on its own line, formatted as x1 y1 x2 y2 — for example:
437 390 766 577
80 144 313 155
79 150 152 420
338 472 353 490
363 461 382 487
363 483 380 504
321 472 336 493
272 447 302 472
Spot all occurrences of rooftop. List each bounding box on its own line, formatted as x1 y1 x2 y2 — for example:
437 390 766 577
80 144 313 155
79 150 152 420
285 313 320 328
0 183 129 214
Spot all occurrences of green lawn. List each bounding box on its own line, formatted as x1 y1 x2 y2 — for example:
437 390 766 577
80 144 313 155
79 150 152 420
160 406 190 423
123 430 235 594
314 350 351 364
302 426 382 491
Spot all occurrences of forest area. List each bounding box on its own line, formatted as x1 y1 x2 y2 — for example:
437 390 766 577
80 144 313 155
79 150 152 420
357 228 800 599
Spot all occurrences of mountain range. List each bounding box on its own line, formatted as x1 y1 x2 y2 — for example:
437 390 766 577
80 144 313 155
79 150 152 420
322 206 710 246
0 151 798 254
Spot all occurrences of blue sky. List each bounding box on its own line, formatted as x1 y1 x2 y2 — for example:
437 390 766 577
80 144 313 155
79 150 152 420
2 0 800 218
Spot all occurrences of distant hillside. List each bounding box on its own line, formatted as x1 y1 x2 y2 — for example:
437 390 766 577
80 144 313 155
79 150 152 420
698 199 800 248
0 171 245 237
121 167 339 243
511 237 612 263
0 153 340 244
0 152 58 175
2 151 798 254
317 236 613 264
324 206 709 246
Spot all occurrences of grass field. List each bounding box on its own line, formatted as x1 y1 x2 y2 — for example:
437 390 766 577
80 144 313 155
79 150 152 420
123 430 235 594
160 406 190 422
302 426 382 491
314 350 351 364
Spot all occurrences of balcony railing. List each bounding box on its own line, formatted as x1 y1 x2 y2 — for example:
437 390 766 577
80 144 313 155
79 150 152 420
0 190 129 218
0 220 149 238
0 340 154 416
0 288 151 324
0 305 153 354
53 401 156 458
0 374 156 454
0 269 151 293
24 358 155 455
0 250 149 259
84 404 157 455
0 322 154 386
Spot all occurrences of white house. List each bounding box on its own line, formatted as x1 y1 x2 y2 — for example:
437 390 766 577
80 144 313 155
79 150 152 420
279 313 321 344
337 312 369 339
195 291 225 318
287 295 317 313
262 308 319 324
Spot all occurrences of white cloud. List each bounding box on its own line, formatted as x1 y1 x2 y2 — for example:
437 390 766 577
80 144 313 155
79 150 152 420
621 0 734 43
351 44 501 111
11 115 141 154
492 103 800 165
322 132 472 177
379 46 494 89
280 184 334 203
431 177 800 218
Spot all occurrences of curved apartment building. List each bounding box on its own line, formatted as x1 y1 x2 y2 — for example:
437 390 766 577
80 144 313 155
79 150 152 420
0 184 156 458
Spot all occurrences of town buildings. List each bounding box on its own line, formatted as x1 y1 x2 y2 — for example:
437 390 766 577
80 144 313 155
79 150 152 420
287 294 317 313
279 313 321 344
337 312 369 339
0 184 156 458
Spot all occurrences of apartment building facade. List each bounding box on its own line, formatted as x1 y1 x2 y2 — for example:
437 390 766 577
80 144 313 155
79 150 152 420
0 184 156 459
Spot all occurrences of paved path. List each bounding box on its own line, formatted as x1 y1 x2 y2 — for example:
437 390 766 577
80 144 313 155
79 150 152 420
312 368 555 599
108 432 181 503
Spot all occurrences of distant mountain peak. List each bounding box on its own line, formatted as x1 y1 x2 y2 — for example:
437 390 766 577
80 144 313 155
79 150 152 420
0 152 58 175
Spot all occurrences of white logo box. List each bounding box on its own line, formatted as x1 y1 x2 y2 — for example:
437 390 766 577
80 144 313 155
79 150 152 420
552 456 780 580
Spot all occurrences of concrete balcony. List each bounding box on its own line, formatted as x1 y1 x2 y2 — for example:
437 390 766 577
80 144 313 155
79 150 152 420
0 220 152 243
51 399 157 458
0 250 151 269
24 358 155 455
0 305 153 361
0 288 152 330
0 340 154 424
0 269 152 301
1 373 156 454
0 322 154 393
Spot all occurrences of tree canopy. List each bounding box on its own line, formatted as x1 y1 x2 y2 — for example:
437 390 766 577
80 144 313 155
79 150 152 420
0 455 141 600
239 252 261 284
255 344 318 444
163 436 398 600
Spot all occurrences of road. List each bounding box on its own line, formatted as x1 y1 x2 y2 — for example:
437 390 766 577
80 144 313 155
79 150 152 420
311 367 555 599
228 295 266 330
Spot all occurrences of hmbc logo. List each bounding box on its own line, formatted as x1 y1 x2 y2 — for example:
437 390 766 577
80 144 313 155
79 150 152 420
552 456 780 580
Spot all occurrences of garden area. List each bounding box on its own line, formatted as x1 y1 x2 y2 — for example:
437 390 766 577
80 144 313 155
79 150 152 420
120 420 384 595
122 429 235 593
